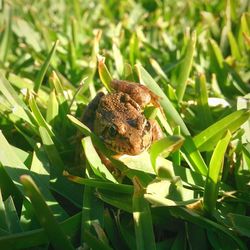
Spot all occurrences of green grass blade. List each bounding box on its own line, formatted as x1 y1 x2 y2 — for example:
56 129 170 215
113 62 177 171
181 137 207 175
4 196 22 233
81 30 102 98
129 32 139 66
0 131 67 220
149 58 169 81
0 6 12 63
98 55 112 92
228 31 241 60
203 131 231 214
49 71 65 96
39 126 64 176
81 183 105 245
83 230 112 250
34 40 59 93
97 189 132 213
112 42 124 76
82 136 118 183
209 38 224 68
29 96 55 138
67 114 92 136
124 63 135 81
71 17 78 50
195 73 213 128
66 174 133 194
208 39 230 95
72 0 81 28
176 31 196 102
194 109 250 151
237 97 250 143
67 114 112 156
150 135 184 170
168 207 247 250
81 185 94 237
132 178 156 250
145 193 197 207
0 192 8 233
0 73 33 125
20 175 74 250
227 213 250 237
0 212 81 249
46 90 59 124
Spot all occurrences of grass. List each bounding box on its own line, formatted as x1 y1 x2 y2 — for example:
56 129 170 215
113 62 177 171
0 0 250 249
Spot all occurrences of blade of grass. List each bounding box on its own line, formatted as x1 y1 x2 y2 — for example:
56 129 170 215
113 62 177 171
172 126 182 167
193 109 250 151
0 5 12 63
0 131 67 220
149 58 169 81
103 210 128 250
98 55 112 92
49 71 65 97
208 39 230 95
68 39 76 70
237 96 250 143
81 182 104 245
132 177 156 250
195 73 213 128
203 131 231 214
34 40 59 93
0 212 81 249
97 189 133 213
66 174 133 194
72 0 81 28
176 31 196 102
29 96 55 138
83 230 112 250
82 136 118 183
150 135 184 170
144 193 198 207
0 73 34 125
112 42 124 76
228 31 241 60
39 126 64 176
4 196 22 233
168 207 247 250
124 63 135 81
129 32 139 66
67 114 112 157
46 90 59 124
20 175 74 250
71 17 78 50
0 191 8 232
227 213 250 237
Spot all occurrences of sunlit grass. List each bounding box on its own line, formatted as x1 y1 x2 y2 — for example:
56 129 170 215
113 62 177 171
0 0 249 249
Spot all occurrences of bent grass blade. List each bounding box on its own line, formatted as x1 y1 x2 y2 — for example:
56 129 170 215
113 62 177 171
20 175 74 250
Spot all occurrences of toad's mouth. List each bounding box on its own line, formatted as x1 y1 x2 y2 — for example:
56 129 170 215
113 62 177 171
102 134 152 155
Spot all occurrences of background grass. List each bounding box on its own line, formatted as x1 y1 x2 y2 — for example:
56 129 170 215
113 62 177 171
0 0 250 249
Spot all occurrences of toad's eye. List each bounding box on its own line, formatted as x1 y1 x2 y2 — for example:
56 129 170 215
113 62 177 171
108 126 118 137
145 120 151 130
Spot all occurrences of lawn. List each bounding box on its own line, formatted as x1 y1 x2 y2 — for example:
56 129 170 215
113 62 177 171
0 0 250 249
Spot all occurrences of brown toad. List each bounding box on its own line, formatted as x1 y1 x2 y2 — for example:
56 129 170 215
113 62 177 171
82 80 163 155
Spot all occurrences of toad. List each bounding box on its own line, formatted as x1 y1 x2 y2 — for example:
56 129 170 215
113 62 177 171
82 80 163 155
